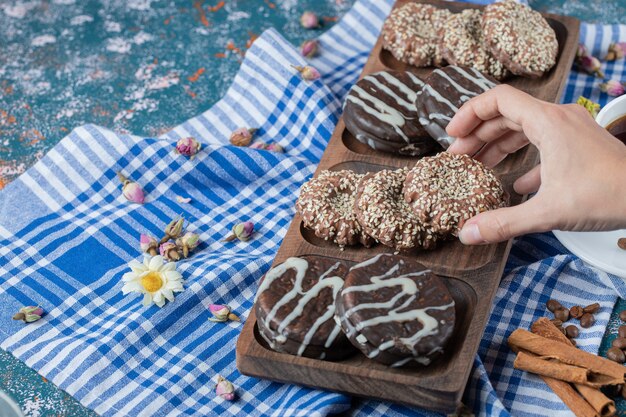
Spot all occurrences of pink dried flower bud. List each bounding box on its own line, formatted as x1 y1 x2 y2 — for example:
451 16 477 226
576 43 589 59
175 137 201 158
161 216 185 243
224 221 255 242
300 40 319 58
249 141 268 150
600 79 626 97
292 65 321 81
176 232 200 258
229 128 257 147
265 143 284 153
215 375 236 401
140 234 158 256
13 306 44 323
159 242 181 262
578 55 604 78
606 42 626 61
208 304 240 322
300 11 320 29
118 172 145 204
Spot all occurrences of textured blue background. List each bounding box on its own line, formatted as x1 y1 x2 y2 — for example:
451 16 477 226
0 0 624 416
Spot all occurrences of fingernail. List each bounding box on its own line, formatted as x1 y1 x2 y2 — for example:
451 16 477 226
459 223 485 245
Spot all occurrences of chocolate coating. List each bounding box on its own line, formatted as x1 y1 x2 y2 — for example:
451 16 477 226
416 65 498 148
255 256 356 360
343 71 440 156
334 254 455 367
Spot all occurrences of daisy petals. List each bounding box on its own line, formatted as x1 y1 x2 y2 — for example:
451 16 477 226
149 255 164 271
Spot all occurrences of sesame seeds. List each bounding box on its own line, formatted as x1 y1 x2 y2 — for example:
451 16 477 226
382 4 451 67
404 152 507 236
482 0 558 77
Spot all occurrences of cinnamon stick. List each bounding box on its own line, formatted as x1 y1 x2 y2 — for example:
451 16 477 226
531 317 571 344
509 329 626 382
575 384 616 417
543 378 600 417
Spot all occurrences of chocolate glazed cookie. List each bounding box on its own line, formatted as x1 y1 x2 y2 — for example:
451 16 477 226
334 254 455 367
256 256 356 360
417 65 498 149
343 71 441 156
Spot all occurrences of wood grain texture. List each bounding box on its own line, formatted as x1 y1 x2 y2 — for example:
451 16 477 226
237 0 580 412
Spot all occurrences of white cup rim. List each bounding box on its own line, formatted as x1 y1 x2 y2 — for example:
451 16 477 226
596 94 626 128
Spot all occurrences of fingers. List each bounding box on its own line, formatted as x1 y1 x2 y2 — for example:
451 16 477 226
473 131 530 167
446 85 545 145
458 196 551 244
513 165 542 195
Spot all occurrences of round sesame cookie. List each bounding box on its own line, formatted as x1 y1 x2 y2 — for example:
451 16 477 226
440 9 510 81
416 65 498 149
382 3 452 67
354 168 438 251
334 254 455 367
296 170 374 248
481 0 558 78
403 152 507 236
343 71 441 156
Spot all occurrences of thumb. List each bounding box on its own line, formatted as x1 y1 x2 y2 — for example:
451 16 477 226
458 197 550 244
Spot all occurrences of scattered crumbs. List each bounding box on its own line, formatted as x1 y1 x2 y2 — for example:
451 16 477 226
187 68 205 83
31 35 56 47
209 1 226 12
176 195 192 204
193 0 210 27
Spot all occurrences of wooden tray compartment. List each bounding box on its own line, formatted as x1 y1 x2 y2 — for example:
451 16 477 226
237 0 579 412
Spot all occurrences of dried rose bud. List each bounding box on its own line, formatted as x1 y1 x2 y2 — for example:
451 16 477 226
159 242 181 262
208 304 240 322
140 234 158 256
13 306 44 323
577 55 604 78
606 42 626 61
600 79 626 97
249 141 268 150
176 231 200 258
161 216 185 243
223 221 255 242
175 137 201 158
576 96 601 118
229 128 257 147
118 172 145 204
292 65 321 81
576 43 589 59
300 11 320 29
215 375 236 401
300 39 319 58
265 143 284 153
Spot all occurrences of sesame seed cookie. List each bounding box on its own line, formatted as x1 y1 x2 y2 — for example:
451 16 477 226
296 170 374 248
354 168 438 251
416 65 498 149
403 152 507 236
382 3 452 67
343 70 441 156
481 0 558 78
440 9 510 81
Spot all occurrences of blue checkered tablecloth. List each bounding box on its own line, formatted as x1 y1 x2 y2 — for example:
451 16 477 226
1 0 625 416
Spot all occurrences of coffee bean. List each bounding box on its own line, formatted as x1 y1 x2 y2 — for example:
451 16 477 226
565 325 579 339
569 306 583 319
554 308 570 322
620 310 626 322
618 238 626 250
613 337 626 350
607 347 625 363
546 299 562 313
580 313 595 328
619 325 626 338
583 303 600 314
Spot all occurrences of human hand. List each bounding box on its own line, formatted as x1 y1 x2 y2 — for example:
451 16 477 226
446 84 626 245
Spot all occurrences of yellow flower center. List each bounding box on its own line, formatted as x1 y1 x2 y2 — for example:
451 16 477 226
141 271 163 293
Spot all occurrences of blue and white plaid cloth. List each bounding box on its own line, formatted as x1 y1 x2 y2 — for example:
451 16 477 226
1 0 625 416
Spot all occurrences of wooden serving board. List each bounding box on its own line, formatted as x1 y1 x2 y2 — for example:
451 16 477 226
237 0 580 412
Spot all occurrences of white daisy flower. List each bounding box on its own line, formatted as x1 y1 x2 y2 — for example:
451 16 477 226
121 255 184 308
